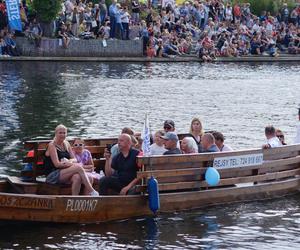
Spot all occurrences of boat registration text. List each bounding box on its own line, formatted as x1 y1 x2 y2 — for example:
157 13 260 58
66 199 98 212
0 196 53 210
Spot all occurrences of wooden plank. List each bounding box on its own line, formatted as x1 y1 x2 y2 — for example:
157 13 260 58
24 146 106 157
136 156 300 187
23 138 118 150
7 177 34 194
136 168 300 193
158 177 300 213
137 145 300 166
138 156 300 178
137 168 206 179
137 148 263 165
263 144 300 160
136 181 201 193
142 161 206 171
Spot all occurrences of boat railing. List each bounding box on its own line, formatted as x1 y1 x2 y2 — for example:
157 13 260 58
136 145 300 193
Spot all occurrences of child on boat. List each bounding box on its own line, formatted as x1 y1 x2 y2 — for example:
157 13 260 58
72 138 104 185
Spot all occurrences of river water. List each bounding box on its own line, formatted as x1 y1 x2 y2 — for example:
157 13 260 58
0 61 300 249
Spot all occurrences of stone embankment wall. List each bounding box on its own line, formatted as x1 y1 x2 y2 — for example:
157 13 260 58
16 37 143 57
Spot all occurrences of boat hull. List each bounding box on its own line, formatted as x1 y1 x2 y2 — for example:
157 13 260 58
0 177 299 223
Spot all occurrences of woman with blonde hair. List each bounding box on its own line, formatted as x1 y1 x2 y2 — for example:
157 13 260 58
188 117 204 152
44 124 99 196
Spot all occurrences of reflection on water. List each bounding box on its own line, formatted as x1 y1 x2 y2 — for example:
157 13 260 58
0 61 300 249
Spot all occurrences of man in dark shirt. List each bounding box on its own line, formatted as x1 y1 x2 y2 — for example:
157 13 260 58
161 132 182 155
99 134 140 195
201 133 220 153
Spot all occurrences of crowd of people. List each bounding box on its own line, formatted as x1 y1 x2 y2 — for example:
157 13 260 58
0 0 300 58
44 110 300 197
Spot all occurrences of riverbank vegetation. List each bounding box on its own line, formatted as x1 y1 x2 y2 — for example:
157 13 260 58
233 0 297 15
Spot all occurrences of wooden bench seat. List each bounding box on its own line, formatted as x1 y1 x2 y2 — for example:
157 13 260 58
7 176 101 195
20 138 115 195
136 146 300 194
22 138 115 180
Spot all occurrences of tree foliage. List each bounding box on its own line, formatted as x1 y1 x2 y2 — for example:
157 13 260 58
32 0 62 23
233 0 297 15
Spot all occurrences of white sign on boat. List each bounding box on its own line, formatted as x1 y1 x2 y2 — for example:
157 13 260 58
213 153 263 168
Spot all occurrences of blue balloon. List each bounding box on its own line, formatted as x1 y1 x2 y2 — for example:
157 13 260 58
205 167 220 186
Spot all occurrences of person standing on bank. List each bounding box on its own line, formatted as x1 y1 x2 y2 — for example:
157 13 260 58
99 134 141 195
109 0 117 39
44 124 99 196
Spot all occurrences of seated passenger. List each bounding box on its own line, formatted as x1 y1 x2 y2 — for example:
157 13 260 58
72 138 104 186
161 132 182 155
212 131 233 152
163 119 176 133
111 127 135 158
188 117 204 152
201 133 220 152
262 125 282 149
163 120 180 148
99 134 141 195
275 129 287 145
44 125 99 196
181 137 198 154
150 130 167 155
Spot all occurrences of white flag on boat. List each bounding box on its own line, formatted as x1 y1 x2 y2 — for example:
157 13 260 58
142 113 151 156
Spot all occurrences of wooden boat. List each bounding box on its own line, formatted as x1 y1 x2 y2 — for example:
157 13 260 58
0 137 299 224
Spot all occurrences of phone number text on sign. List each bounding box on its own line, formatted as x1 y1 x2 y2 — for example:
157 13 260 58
213 153 263 168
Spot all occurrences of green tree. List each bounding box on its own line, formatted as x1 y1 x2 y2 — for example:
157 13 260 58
233 0 296 15
32 0 61 23
31 0 62 37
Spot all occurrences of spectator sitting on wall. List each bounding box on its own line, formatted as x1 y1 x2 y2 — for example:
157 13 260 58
4 32 20 56
0 36 9 57
26 18 43 47
57 23 71 48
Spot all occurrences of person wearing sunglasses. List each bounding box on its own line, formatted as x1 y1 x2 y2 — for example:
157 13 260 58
44 125 99 196
275 129 287 145
73 138 104 189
